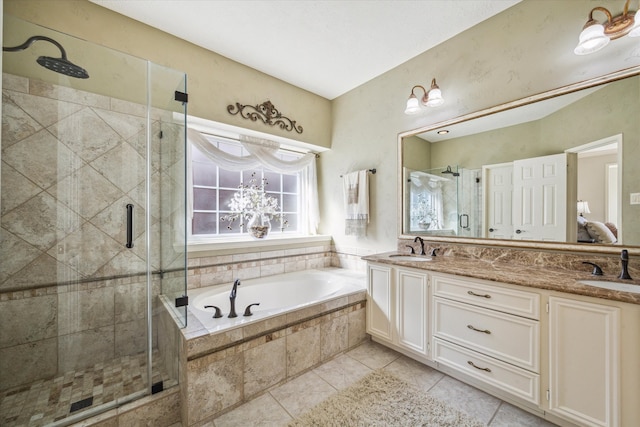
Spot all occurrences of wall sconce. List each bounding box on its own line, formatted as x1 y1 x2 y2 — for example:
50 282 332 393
577 200 591 217
404 78 444 115
574 0 640 55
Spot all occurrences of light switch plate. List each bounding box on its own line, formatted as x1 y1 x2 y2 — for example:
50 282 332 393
631 193 640 205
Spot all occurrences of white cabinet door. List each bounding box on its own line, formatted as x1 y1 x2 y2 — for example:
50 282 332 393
512 153 576 242
548 296 620 427
483 163 514 239
396 268 429 356
366 264 393 342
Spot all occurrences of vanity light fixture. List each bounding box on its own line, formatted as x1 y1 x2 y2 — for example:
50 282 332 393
437 130 449 135
574 0 640 55
404 78 444 115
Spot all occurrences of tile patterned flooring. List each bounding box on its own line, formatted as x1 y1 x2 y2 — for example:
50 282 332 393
0 351 173 427
210 340 557 427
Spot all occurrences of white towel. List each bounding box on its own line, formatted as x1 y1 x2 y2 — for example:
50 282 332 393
343 170 369 237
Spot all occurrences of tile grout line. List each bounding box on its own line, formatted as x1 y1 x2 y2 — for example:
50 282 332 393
485 401 504 426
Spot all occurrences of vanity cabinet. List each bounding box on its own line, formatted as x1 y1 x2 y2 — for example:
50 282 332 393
366 263 393 342
366 263 430 358
431 273 541 405
396 268 429 355
366 260 640 426
547 296 620 427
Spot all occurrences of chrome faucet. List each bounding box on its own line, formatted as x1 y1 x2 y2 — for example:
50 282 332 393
413 236 426 255
619 249 632 280
228 279 241 318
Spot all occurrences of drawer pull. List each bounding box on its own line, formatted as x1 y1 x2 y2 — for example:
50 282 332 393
467 324 491 334
467 290 491 298
467 360 492 372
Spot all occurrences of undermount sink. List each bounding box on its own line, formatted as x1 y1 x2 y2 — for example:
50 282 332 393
388 254 432 262
578 280 640 294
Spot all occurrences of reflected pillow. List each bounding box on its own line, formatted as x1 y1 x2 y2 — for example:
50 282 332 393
577 225 592 241
604 222 618 238
586 221 617 244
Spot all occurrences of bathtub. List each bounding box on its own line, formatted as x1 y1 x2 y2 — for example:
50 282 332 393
188 268 366 333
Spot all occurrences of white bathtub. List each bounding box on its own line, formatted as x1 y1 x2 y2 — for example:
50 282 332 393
189 268 365 333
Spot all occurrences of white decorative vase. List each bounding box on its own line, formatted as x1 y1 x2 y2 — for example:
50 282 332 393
418 220 431 230
247 214 271 239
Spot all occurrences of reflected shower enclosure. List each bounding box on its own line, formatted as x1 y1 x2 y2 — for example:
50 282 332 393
1 15 187 426
405 165 482 237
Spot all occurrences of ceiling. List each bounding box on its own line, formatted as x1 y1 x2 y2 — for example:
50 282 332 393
91 0 521 100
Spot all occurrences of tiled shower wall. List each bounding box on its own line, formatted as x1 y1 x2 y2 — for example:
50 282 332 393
0 73 183 391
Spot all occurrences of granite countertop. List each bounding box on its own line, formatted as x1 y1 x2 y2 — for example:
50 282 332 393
362 252 640 305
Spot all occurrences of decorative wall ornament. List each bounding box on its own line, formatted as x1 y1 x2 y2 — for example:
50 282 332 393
227 100 304 134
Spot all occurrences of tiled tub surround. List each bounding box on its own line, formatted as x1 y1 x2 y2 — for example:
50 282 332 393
188 269 365 331
159 267 368 426
186 243 335 291
391 240 640 304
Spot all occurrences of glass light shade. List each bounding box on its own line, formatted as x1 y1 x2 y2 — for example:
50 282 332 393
404 95 422 115
628 16 640 37
426 88 444 107
574 23 610 55
577 200 591 215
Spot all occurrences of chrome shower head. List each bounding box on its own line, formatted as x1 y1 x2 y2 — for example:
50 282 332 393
3 35 89 79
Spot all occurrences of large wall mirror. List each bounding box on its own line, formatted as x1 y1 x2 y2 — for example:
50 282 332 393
399 67 640 250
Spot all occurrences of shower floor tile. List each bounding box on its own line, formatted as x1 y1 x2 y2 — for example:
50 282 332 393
0 350 174 427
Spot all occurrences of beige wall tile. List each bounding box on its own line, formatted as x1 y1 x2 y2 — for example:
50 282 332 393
286 324 320 377
186 352 243 425
243 337 286 398
117 388 181 427
58 286 115 335
320 314 348 360
58 325 115 373
115 281 147 323
0 338 57 391
115 318 147 357
348 307 367 349
0 294 57 347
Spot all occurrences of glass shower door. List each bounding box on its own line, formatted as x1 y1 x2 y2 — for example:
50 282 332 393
149 62 188 328
1 15 186 426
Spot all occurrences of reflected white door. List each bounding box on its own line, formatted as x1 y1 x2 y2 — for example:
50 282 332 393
512 153 575 241
484 163 514 239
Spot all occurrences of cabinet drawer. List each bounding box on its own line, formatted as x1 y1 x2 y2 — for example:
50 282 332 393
432 273 540 319
434 338 540 405
433 297 539 371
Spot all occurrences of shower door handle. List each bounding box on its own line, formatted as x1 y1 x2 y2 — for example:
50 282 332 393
459 214 469 229
126 204 134 248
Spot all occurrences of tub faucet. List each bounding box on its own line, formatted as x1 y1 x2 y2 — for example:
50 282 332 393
619 250 632 280
229 279 241 318
413 236 426 255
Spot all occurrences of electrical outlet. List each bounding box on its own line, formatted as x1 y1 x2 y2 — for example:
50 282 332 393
631 193 640 205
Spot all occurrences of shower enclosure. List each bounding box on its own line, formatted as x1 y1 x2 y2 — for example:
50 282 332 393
405 165 482 237
1 15 187 426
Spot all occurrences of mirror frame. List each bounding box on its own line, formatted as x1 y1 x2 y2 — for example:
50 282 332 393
398 65 640 255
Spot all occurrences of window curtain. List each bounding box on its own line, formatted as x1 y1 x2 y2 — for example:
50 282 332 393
187 128 319 234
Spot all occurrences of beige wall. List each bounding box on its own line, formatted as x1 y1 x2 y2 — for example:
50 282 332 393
326 0 640 254
578 153 618 223
3 0 332 149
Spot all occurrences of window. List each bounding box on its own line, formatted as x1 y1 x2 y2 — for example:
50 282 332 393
190 134 308 238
